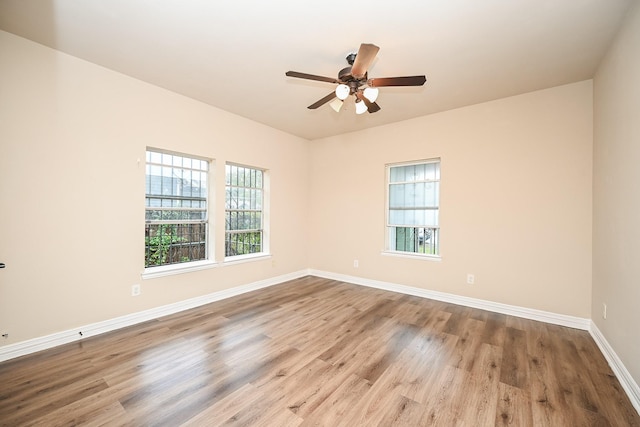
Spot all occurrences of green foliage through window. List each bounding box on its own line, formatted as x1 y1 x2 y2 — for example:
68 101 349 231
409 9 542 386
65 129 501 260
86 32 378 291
145 224 206 267
225 163 265 257
145 149 209 267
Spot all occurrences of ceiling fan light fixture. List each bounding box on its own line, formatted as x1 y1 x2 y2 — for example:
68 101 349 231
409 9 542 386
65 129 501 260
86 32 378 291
329 98 343 112
335 84 350 100
363 87 379 103
355 99 368 115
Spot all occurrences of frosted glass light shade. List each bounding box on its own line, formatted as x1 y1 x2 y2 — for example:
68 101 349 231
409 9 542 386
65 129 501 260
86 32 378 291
355 99 368 115
329 98 343 112
335 84 350 100
363 87 379 103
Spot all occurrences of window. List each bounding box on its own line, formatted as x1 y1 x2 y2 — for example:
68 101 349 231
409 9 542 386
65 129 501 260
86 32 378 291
145 149 209 268
225 163 266 258
386 159 440 256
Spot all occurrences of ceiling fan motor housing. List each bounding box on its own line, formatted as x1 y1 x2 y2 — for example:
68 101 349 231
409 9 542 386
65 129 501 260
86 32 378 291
338 66 367 96
338 66 352 81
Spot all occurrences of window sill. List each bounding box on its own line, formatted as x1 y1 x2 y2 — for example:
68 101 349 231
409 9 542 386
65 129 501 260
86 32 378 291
142 260 218 280
381 251 442 261
223 253 271 266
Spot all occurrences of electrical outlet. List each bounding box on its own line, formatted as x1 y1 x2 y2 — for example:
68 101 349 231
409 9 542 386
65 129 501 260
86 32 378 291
132 284 141 297
603 303 607 319
353 260 359 268
466 274 475 285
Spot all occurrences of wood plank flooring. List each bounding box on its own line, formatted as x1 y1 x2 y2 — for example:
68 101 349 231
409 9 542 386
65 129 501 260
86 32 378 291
0 276 638 426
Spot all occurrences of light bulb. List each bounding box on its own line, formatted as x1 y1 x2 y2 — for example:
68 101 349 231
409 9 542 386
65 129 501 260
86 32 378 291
335 84 350 100
363 87 379 103
329 98 343 112
355 99 368 115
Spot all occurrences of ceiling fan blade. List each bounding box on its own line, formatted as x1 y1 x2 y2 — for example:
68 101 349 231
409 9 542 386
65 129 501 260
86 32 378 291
355 91 381 113
368 75 426 87
286 71 339 84
351 43 380 79
308 92 337 109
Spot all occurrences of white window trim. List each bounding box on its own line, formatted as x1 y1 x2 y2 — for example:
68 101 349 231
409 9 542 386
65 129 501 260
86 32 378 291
223 253 272 265
384 158 441 259
381 250 442 261
142 259 218 279
144 148 215 273
224 162 270 259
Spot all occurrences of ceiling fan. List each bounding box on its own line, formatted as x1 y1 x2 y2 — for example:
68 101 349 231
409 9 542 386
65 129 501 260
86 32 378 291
285 43 426 114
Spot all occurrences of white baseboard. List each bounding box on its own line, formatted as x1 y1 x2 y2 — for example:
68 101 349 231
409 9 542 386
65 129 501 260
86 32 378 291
590 322 640 415
0 270 308 363
309 269 591 330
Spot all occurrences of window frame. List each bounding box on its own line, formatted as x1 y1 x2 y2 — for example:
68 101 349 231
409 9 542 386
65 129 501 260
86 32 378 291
142 148 215 278
384 158 441 259
224 162 269 262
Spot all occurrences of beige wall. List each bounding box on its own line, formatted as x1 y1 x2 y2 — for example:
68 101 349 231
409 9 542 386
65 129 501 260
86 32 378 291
0 29 595 350
593 2 640 385
309 81 593 317
0 31 310 345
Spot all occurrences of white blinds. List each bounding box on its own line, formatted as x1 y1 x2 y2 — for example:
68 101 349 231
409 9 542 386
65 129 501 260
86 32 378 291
388 161 440 227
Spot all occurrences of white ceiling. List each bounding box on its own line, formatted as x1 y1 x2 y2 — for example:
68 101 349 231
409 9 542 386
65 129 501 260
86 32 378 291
0 0 633 140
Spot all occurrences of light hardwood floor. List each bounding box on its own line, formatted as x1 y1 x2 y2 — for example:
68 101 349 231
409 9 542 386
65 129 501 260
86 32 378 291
0 276 638 426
